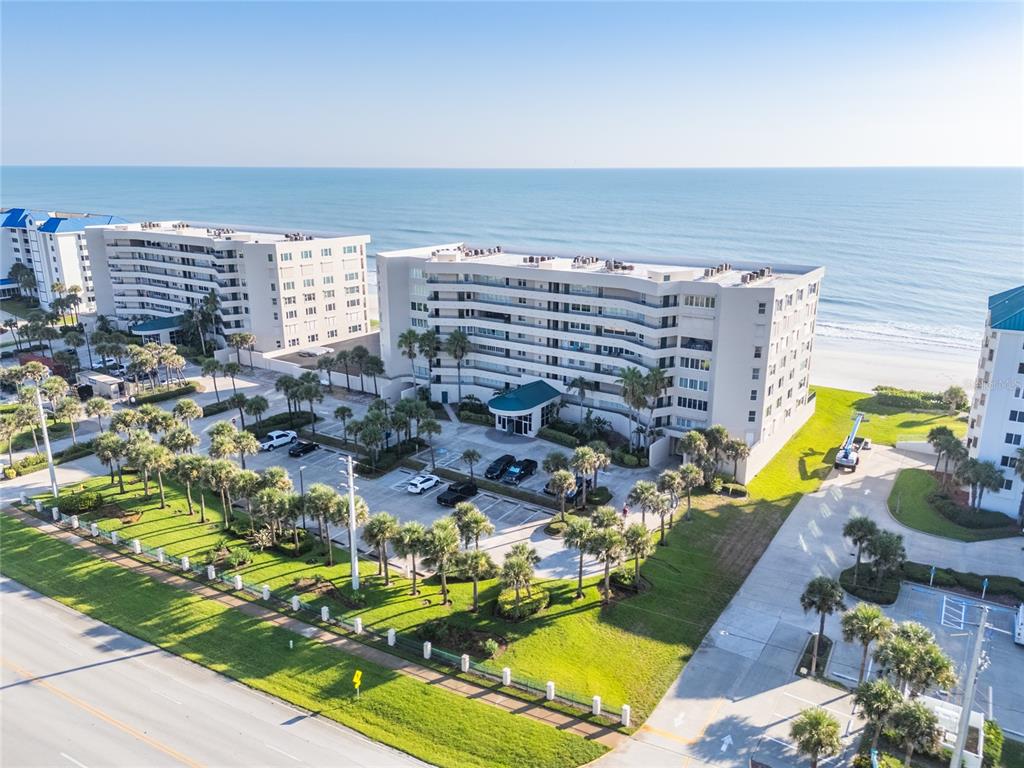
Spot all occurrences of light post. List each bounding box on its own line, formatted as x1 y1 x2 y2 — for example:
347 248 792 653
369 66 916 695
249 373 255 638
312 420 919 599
949 606 988 768
339 454 360 591
299 465 307 529
34 386 59 499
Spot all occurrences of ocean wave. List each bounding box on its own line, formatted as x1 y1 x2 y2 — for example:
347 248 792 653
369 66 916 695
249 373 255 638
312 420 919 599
815 320 982 352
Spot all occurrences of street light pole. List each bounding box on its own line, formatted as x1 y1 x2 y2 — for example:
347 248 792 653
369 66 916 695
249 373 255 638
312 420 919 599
345 454 360 591
299 465 307 529
950 605 988 768
34 386 59 499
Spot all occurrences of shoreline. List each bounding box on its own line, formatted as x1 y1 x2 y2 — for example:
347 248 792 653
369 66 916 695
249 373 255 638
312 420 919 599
810 336 977 394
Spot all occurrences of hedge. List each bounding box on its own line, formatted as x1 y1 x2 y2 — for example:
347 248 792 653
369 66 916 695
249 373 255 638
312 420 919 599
434 466 559 511
839 565 901 605
202 399 234 417
132 381 199 404
458 411 493 427
871 385 946 411
246 410 317 439
496 587 549 621
58 491 104 515
927 490 1014 529
6 441 95 477
537 427 579 448
841 562 1024 604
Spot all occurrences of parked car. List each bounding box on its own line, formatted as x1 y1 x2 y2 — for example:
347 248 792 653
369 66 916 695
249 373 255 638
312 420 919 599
407 474 441 494
484 454 516 480
437 480 478 506
503 458 538 485
260 430 298 451
288 440 319 457
543 474 592 504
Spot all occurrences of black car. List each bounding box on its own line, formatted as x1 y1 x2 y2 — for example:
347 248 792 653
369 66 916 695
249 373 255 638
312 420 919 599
437 481 478 506
288 440 319 457
484 454 516 480
543 474 592 504
502 458 538 485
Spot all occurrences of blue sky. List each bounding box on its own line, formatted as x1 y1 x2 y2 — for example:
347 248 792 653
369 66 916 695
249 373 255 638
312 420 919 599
2 2 1020 167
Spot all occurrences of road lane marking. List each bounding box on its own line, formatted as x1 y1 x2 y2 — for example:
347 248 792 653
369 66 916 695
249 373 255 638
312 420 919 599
3 659 204 768
151 688 183 705
264 743 300 761
60 753 89 768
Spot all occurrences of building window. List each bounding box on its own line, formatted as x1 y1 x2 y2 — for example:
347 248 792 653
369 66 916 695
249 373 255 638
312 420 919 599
287 337 299 347
1006 433 1022 446
282 281 295 291
748 410 756 423
301 250 312 260
280 252 292 262
321 248 332 257
752 368 761 380
283 296 296 305
1000 455 1019 468
323 275 335 285
343 245 358 254
345 285 361 294
345 271 360 281
750 389 757 401
308 333 319 342
1001 478 1013 491
323 289 335 298
285 310 297 319
303 278 315 288
348 324 362 333
305 307 317 316
303 292 316 302
327 329 338 338
325 303 335 312
267 254 274 262
683 295 716 309
1011 410 1024 423
757 302 766 314
754 346 762 359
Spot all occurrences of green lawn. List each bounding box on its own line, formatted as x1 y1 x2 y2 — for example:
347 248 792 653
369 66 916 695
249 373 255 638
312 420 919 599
26 385 955 723
11 419 72 451
1 296 41 319
0 514 605 768
888 468 1019 542
1004 739 1024 768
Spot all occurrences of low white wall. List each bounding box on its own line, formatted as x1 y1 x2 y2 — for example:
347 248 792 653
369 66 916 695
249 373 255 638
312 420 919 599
741 395 817 484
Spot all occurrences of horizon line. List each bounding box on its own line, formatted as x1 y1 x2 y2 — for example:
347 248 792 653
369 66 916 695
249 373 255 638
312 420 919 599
3 163 1023 171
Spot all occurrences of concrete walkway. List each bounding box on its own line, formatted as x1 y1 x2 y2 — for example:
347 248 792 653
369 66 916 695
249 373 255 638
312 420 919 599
3 506 623 748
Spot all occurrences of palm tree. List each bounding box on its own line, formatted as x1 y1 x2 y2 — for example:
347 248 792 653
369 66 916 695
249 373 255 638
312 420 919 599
204 458 238 529
201 358 223 403
334 406 353 443
341 492 370 557
397 329 420 386
362 512 400 585
651 492 673 544
569 375 590 423
228 332 257 368
548 470 577 522
571 446 598 507
842 516 879 585
304 483 343 565
615 367 648 450
926 425 955 472
723 438 750 480
841 603 894 684
1015 446 1024 528
591 504 619 530
564 517 594 598
889 701 941 767
623 522 653 589
243 395 269 428
456 507 494 550
457 549 495 612
854 679 902 750
627 479 659 526
174 454 206 519
680 430 709 474
443 329 470 403
93 432 125 488
147 445 175 509
234 430 261 470
394 521 427 595
460 448 481 479
974 460 1003 512
500 553 534 613
161 425 199 454
866 530 906 586
0 415 16 468
422 517 460 604
228 393 249 429
54 397 82 444
335 350 353 390
316 354 336 391
419 418 441 470
350 345 370 392
417 329 439 384
222 362 242 396
703 424 729 474
172 398 203 425
799 576 846 676
789 708 842 768
587 525 624 604
542 450 570 474
677 463 703 521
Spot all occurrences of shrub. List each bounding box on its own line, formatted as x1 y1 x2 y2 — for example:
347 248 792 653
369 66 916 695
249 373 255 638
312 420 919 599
839 564 900 605
544 520 567 537
458 411 493 427
618 453 639 468
275 529 316 557
983 721 1004 768
59 491 103 515
871 385 945 410
202 400 234 417
55 441 95 464
926 490 1014 529
537 427 579 448
246 410 317 439
587 486 612 506
457 399 490 416
12 454 47 476
483 638 500 658
228 548 253 569
496 587 549 621
132 382 199 404
610 567 639 592
708 476 724 493
3 467 15 479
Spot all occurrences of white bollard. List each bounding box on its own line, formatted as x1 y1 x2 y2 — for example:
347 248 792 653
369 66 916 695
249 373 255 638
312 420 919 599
69 515 79 529
132 538 142 555
321 606 330 622
110 530 119 546
620 704 631 728
423 641 432 660
460 654 470 673
502 667 511 686
157 548 165 564
354 617 363 634
19 492 26 504
181 555 190 571
90 523 99 537
233 575 243 591
262 585 270 601
290 596 300 611
34 499 42 513
546 681 555 701
206 564 215 580
387 628 396 646
51 506 59 522
592 695 602 716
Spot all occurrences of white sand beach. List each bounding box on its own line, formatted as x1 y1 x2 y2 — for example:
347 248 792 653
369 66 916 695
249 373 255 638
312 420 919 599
810 337 978 395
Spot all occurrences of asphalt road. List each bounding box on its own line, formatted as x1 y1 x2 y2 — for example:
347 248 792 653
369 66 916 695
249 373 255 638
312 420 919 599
0 577 427 768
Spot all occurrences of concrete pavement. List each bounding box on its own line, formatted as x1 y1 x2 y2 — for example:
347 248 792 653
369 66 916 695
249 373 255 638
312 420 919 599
0 576 426 768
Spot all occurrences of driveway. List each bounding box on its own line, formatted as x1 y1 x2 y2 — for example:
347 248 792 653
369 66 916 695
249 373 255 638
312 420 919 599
598 445 1023 767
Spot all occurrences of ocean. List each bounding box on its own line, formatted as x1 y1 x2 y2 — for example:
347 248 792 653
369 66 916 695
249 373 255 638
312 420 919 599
2 166 1021 353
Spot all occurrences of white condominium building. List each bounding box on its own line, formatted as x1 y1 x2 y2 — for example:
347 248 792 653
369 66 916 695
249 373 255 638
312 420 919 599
378 244 824 482
86 221 371 352
2 207 126 312
966 285 1024 519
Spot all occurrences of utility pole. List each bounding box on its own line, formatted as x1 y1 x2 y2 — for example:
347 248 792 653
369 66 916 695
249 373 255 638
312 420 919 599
950 605 988 768
344 455 360 591
34 386 59 499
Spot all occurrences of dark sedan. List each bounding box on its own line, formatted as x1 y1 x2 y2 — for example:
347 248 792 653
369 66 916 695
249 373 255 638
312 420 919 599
502 458 538 485
288 440 319 457
437 481 478 506
484 454 516 480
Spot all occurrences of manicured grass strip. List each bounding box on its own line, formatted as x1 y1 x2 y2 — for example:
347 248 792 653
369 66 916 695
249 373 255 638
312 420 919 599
0 515 606 768
1003 739 1024 768
888 468 1019 542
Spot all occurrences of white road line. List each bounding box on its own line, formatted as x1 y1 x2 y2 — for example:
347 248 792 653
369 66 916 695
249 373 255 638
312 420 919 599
781 691 851 719
60 753 89 768
151 688 182 705
264 743 300 761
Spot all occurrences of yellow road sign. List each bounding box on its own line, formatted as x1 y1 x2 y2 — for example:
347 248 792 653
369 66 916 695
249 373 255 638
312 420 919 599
353 670 362 689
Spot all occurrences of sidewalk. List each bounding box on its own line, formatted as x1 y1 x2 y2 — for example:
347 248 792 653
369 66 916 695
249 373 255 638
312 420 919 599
4 506 623 748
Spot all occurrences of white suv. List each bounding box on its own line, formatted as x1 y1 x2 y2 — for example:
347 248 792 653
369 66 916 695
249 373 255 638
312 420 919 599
260 430 298 451
407 474 441 494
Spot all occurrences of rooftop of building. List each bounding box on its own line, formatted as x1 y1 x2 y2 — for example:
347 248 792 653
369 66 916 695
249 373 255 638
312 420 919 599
379 242 820 287
101 220 369 245
1 207 126 233
989 284 1024 332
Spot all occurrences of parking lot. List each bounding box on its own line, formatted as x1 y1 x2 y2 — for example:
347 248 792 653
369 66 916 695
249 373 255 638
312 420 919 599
829 584 1024 737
